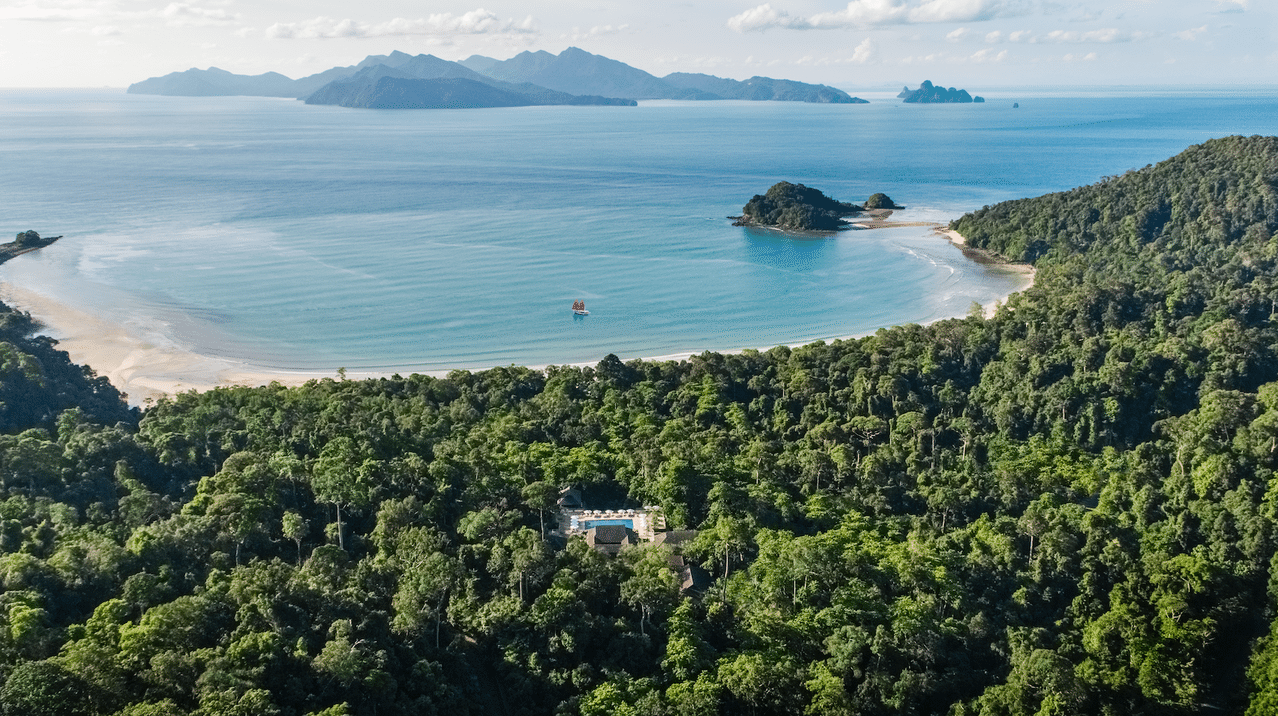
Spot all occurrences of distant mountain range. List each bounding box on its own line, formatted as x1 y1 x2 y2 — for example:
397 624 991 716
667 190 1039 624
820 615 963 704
127 48 867 109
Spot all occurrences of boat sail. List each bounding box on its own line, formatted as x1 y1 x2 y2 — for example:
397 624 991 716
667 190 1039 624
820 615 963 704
573 300 589 316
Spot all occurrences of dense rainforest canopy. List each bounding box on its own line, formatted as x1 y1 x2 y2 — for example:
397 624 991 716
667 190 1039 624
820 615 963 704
0 135 1277 715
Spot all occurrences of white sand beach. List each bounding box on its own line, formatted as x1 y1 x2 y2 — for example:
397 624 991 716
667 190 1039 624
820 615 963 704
0 282 361 405
938 228 1037 318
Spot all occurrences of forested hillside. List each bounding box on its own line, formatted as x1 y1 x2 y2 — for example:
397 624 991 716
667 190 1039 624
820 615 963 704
1 135 1278 715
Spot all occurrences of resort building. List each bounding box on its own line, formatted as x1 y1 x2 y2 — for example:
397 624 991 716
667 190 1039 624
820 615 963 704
653 530 710 592
552 493 709 591
556 506 665 542
584 523 637 556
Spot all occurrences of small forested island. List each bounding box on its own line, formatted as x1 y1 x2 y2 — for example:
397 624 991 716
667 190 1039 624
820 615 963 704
899 80 985 103
5 136 1278 715
0 230 61 265
863 192 899 209
733 182 900 231
734 182 859 230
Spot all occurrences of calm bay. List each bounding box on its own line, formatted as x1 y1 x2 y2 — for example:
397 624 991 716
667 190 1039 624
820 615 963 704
0 88 1275 396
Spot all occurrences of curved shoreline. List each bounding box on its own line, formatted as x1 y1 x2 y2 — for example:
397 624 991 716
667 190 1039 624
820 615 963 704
0 226 1036 406
937 227 1036 317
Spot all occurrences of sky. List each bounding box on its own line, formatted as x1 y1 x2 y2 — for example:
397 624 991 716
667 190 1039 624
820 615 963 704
0 0 1273 89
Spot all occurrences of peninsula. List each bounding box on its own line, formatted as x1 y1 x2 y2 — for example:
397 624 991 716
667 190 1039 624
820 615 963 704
0 230 60 265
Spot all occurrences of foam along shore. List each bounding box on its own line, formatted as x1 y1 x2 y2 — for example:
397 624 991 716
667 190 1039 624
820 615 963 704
937 227 1036 317
0 282 382 406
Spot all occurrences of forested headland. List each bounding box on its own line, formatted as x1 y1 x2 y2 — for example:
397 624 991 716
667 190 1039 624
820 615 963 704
1 135 1278 715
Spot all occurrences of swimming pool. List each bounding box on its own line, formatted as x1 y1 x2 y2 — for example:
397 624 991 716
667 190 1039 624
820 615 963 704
582 518 634 530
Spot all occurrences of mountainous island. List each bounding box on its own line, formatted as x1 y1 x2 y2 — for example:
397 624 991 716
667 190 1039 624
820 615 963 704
3 136 1278 715
898 80 985 103
303 75 634 110
128 47 867 109
733 182 899 231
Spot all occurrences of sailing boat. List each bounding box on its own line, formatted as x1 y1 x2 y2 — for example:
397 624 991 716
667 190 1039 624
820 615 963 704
572 299 589 316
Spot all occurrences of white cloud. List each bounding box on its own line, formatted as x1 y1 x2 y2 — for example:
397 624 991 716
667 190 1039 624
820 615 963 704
726 4 809 32
851 37 875 62
1174 25 1208 41
1043 28 1144 43
91 25 121 36
566 24 629 41
4 1 238 27
162 3 240 27
970 48 1007 62
807 0 911 26
946 27 969 41
908 0 1015 23
0 3 102 22
982 28 1150 44
901 52 944 64
1063 52 1098 61
1213 0 1246 9
266 11 536 40
728 0 1027 32
792 40 877 65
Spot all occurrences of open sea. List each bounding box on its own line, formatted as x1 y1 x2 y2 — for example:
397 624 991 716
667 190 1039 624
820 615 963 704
1 88 1276 374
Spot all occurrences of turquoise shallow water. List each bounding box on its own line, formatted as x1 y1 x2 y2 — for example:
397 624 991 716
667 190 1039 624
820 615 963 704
0 89 1275 372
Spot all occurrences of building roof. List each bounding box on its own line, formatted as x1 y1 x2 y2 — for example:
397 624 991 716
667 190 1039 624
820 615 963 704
652 529 698 547
666 554 712 593
585 524 636 556
591 524 630 544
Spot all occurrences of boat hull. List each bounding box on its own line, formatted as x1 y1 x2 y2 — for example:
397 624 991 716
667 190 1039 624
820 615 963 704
573 309 589 316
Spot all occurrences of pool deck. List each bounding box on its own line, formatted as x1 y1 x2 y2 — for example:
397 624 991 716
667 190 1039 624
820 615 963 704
556 507 665 541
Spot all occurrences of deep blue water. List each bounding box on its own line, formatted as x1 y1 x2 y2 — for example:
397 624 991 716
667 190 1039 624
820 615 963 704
0 89 1275 373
